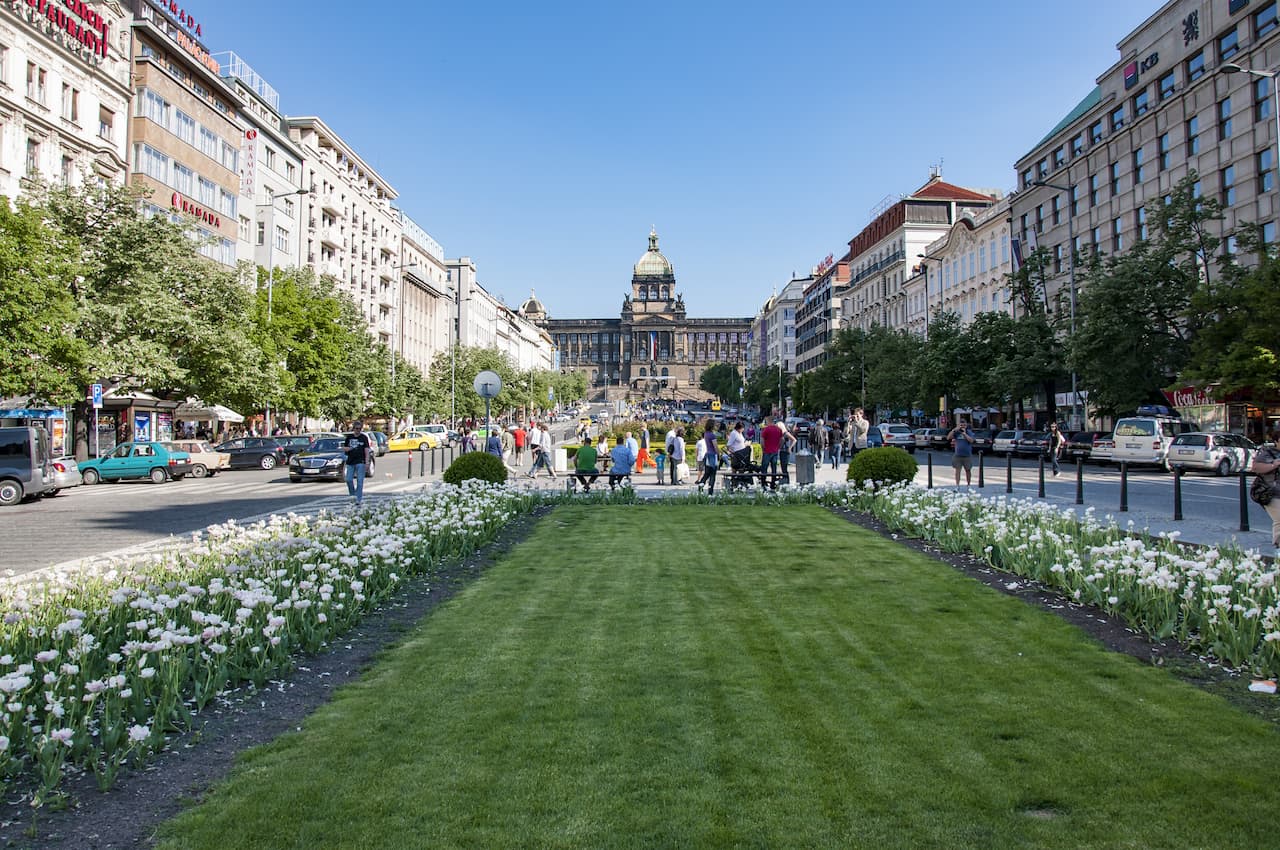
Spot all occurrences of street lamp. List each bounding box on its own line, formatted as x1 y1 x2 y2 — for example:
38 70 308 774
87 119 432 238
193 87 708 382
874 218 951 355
1222 63 1280 190
1031 178 1080 430
915 252 945 338
255 187 307 322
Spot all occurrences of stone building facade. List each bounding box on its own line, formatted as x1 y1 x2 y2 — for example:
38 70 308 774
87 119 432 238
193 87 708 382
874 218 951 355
523 230 752 400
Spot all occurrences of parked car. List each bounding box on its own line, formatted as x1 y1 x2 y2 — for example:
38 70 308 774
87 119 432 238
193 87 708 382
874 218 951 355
213 437 288 470
0 426 55 506
288 437 348 482
784 417 813 441
79 441 192 485
866 426 884 448
1065 430 1110 463
48 456 82 495
1164 432 1257 476
412 423 455 445
388 430 440 451
913 428 933 450
164 440 230 478
968 428 995 454
992 429 1034 457
1013 431 1050 457
368 431 389 456
876 423 916 452
274 435 318 458
927 428 952 451
1106 415 1192 468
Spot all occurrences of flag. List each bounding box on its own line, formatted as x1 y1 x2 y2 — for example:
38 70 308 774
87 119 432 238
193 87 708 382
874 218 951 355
1011 236 1024 271
649 331 657 360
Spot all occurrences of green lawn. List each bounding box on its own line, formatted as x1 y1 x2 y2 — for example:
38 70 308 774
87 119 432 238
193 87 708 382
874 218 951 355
157 505 1280 849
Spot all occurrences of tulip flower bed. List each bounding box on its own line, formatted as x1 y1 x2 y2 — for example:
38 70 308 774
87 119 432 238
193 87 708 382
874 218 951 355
0 481 538 805
829 482 1280 677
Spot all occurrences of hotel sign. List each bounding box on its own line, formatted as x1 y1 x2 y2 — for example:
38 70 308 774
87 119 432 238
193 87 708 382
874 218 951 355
144 0 217 75
10 0 111 61
170 191 222 229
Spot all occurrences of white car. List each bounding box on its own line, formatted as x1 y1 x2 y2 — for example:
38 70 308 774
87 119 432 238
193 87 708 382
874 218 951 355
913 428 932 449
1164 432 1256 476
1107 415 1189 468
876 423 916 453
412 423 452 445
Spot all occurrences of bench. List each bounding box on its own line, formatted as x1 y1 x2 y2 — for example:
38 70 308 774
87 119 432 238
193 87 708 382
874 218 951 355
723 471 786 491
566 458 631 492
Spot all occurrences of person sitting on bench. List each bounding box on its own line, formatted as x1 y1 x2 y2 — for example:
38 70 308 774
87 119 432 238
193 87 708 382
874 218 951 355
608 440 636 490
573 442 599 492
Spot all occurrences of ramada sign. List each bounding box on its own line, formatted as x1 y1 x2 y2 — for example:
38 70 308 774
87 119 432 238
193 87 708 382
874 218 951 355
170 192 221 229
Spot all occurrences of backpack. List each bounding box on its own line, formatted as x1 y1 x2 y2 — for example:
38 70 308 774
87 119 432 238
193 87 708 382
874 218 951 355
1251 475 1274 506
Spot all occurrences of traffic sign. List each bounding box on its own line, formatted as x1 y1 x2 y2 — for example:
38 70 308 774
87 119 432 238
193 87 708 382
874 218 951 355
91 383 102 409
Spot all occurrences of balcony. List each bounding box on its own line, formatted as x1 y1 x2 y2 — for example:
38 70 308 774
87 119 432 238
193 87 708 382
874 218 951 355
378 288 396 309
378 266 394 282
318 259 343 279
319 193 342 215
319 226 341 248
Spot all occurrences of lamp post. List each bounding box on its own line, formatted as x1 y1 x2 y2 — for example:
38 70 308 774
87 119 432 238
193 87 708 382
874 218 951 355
256 187 307 323
915 252 945 338
1222 63 1280 191
1031 179 1080 430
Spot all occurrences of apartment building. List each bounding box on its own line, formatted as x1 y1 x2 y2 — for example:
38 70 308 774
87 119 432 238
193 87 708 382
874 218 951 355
840 175 998 334
397 210 451 377
1013 0 1280 311
913 196 1016 334
126 0 240 267
288 115 402 347
213 51 304 272
0 0 132 198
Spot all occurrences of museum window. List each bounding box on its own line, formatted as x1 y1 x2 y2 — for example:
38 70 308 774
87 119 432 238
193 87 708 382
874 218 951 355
1187 116 1201 155
1259 149 1274 192
1222 165 1236 206
1219 26 1239 63
1256 77 1272 122
1159 70 1176 101
1133 88 1149 118
1187 50 1206 83
1220 97 1233 140
1257 2 1279 38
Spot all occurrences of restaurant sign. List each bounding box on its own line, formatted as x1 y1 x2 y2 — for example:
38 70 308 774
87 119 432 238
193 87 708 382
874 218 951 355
10 0 111 61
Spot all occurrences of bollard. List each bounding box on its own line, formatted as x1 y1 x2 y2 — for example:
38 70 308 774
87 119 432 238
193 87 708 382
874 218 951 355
927 453 933 489
1173 467 1183 521
1075 457 1084 505
1037 454 1046 498
978 452 985 488
1005 453 1013 494
1240 471 1251 532
407 452 413 479
1119 462 1129 512
419 447 426 477
431 447 436 475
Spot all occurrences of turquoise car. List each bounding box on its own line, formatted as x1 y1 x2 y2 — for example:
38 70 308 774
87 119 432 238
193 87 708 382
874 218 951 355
79 441 193 485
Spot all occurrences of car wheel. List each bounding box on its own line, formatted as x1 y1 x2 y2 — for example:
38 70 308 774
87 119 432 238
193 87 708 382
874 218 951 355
1216 458 1231 477
191 463 208 478
46 488 61 497
149 467 168 484
0 480 23 506
82 468 100 485
290 475 302 483
260 454 277 470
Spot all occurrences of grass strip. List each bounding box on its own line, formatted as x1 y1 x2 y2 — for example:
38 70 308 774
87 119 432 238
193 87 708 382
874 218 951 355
157 505 1280 849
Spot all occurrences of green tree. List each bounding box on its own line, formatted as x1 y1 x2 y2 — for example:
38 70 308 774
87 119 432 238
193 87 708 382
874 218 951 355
699 362 742 402
742 364 790 412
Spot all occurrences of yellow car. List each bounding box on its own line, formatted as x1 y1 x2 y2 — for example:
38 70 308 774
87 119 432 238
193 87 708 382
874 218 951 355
388 430 440 451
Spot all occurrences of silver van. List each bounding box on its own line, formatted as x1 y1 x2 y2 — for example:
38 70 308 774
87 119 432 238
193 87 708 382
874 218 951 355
1106 416 1191 468
0 426 55 506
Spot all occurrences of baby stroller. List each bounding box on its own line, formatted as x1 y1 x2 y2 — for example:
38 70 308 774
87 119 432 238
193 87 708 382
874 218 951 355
725 448 762 491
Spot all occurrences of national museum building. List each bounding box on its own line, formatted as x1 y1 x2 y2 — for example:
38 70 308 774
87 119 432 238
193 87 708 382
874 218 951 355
521 230 752 401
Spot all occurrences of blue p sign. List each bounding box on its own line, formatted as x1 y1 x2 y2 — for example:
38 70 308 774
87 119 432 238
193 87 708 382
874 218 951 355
91 383 103 409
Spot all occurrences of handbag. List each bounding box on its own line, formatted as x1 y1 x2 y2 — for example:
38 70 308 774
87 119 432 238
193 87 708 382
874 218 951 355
1250 475 1274 506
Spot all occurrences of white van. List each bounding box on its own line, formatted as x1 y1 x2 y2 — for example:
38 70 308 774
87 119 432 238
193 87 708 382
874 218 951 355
1106 415 1190 468
0 426 55 506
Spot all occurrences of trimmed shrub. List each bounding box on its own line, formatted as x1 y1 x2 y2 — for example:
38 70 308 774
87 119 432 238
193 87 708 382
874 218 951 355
846 447 917 489
443 451 509 486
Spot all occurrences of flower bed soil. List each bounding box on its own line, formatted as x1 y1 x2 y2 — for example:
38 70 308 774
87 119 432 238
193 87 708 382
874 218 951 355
5 501 1277 849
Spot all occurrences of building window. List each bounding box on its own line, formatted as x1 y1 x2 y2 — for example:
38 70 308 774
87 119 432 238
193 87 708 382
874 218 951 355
1089 119 1104 144
0 43 7 85
1261 149 1276 192
141 89 168 125
60 154 73 184
1089 173 1100 206
1021 167 1033 188
1110 105 1125 131
199 126 218 160
1220 97 1233 140
1112 218 1124 252
1035 205 1044 233
1053 244 1064 274
175 110 195 145
1070 133 1084 157
61 84 78 122
1187 50 1206 82
1158 133 1171 171
1257 2 1279 38
1264 221 1277 245
1070 184 1080 216
265 147 276 169
1257 77 1273 122
1036 157 1048 178
25 62 46 104
1133 89 1149 117
1053 146 1066 168
24 137 39 174
98 106 114 141
133 143 169 183
1137 207 1148 240
1133 148 1146 183
1219 26 1239 62
286 162 296 181
1159 70 1177 101
1222 165 1236 205
1091 226 1102 253
220 189 237 217
1051 194 1061 225
1110 161 1121 195
275 225 289 252
172 162 194 195
1187 116 1201 155
220 141 238 172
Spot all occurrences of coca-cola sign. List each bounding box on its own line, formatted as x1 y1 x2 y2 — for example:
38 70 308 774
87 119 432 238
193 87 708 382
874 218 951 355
1162 385 1216 408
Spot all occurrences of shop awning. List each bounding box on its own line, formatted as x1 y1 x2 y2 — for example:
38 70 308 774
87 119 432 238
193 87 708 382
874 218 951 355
174 401 245 423
0 397 67 419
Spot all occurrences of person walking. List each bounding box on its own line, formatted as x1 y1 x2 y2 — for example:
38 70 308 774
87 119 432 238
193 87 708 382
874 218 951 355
666 426 680 484
948 418 976 487
811 418 828 468
851 408 870 455
624 431 640 474
671 428 687 484
635 426 656 472
760 415 782 484
1249 428 1280 557
512 424 527 465
500 427 515 468
343 420 373 505
1047 422 1067 476
699 424 720 494
778 419 797 485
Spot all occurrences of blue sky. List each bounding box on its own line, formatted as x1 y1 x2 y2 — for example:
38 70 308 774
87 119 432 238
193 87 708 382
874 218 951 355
195 0 1153 319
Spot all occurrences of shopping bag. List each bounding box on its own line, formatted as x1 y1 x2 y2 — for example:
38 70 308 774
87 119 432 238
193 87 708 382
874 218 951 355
676 462 690 483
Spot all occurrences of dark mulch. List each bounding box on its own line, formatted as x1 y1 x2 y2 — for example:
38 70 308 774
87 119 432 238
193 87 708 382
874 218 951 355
4 501 1277 848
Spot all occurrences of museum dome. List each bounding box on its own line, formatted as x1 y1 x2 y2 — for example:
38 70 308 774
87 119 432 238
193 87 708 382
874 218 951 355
634 228 674 277
519 289 546 318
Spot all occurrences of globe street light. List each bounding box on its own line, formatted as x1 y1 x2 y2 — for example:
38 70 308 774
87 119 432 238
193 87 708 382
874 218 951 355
1032 178 1081 430
255 187 307 322
1221 63 1280 191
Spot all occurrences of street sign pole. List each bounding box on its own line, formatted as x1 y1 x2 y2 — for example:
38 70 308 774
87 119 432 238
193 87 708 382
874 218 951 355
91 383 103 458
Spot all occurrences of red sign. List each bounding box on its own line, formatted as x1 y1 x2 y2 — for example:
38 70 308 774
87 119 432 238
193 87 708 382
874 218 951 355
150 0 201 36
1162 385 1216 408
17 0 110 59
170 192 221 229
815 253 835 277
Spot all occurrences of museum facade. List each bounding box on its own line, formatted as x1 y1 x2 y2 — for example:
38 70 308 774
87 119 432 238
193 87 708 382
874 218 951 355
521 230 752 400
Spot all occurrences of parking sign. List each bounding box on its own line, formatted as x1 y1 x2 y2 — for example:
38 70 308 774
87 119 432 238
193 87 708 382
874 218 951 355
91 383 102 409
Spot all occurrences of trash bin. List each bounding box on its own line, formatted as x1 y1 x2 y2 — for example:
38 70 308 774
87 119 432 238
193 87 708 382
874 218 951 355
794 451 816 486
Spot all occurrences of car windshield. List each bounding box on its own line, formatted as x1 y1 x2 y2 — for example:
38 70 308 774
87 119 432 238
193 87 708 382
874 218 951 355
1114 419 1156 437
1174 435 1209 447
996 431 1014 439
312 439 343 452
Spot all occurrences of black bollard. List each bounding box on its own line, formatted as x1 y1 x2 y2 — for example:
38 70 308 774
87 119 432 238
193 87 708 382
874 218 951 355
1038 454 1046 498
407 452 413 479
1240 471 1251 532
978 452 985 488
1075 457 1084 505
419 447 426 477
1173 467 1183 521
927 453 933 489
1005 453 1013 494
1119 462 1129 512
